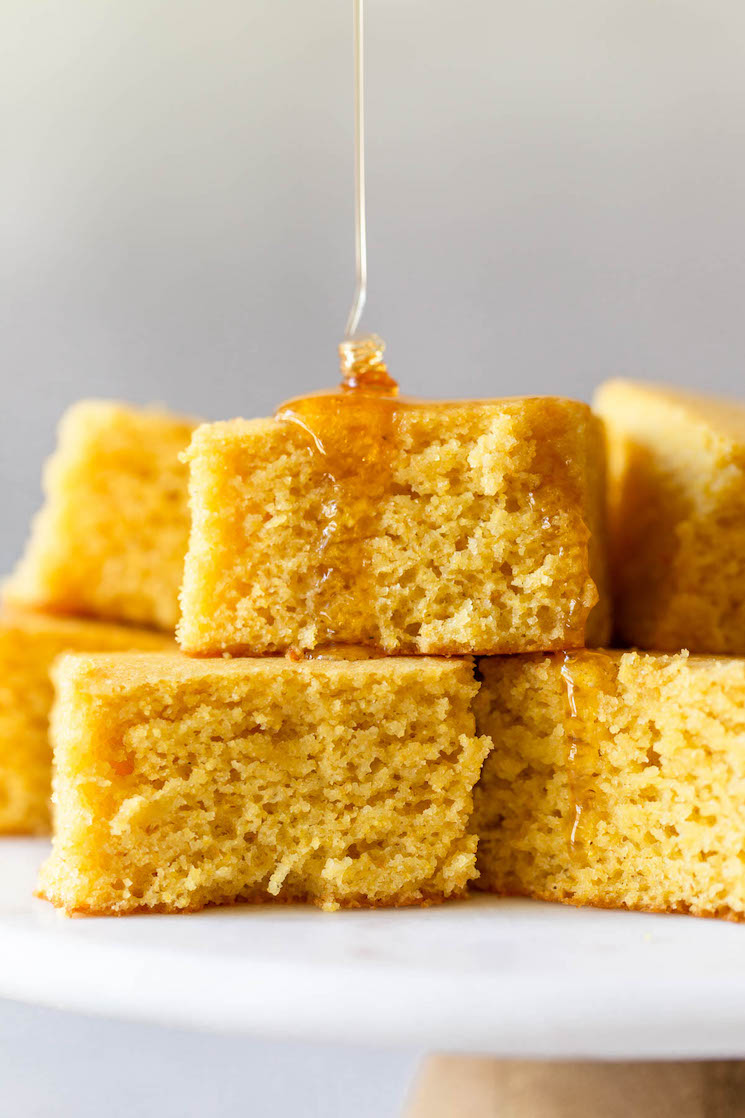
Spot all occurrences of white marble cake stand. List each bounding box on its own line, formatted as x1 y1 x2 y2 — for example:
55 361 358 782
2 837 745 1061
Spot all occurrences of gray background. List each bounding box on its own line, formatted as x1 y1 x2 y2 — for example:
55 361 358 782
4 0 745 572
2 0 745 1114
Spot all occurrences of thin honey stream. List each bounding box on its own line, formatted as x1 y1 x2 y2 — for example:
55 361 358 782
267 0 593 654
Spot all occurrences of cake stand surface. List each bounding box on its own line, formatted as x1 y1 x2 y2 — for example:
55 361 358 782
3 837 745 1060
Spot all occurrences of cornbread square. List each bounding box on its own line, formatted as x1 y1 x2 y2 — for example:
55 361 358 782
0 610 172 834
5 400 197 631
179 397 610 655
595 379 745 653
39 653 491 913
474 649 745 921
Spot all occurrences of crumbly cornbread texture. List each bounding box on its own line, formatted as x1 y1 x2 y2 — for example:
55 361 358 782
39 653 491 914
5 400 196 631
474 649 745 921
178 397 609 656
595 379 745 653
0 611 172 834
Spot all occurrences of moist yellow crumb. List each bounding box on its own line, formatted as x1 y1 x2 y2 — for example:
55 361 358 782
473 648 745 921
594 379 745 654
178 397 610 656
5 400 197 631
39 652 492 914
0 609 173 834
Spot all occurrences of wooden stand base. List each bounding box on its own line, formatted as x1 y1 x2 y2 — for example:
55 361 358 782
405 1055 745 1117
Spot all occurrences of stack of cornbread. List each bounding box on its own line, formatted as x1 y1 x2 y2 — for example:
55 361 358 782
5 380 745 921
476 382 745 921
0 402 195 835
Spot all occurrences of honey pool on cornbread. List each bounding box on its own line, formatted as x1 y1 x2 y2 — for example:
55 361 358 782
179 339 609 657
39 651 490 914
474 648 745 921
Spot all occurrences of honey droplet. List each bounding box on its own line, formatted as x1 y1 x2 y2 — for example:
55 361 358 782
338 334 399 395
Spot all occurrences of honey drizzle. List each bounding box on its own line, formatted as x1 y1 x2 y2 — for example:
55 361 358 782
339 334 397 394
270 3 589 654
276 336 400 650
276 353 598 652
559 650 610 859
271 6 403 653
559 653 585 852
276 338 516 651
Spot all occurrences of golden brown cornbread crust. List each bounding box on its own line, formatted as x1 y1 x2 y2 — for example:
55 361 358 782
473 649 745 920
40 652 491 914
5 400 197 631
487 884 745 924
595 379 745 654
178 398 610 656
0 609 173 835
37 883 468 917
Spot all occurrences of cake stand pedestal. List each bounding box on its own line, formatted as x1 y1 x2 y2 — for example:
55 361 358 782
5 840 745 1080
405 1056 745 1117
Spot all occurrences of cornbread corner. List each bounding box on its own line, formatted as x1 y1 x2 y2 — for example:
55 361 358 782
5 400 197 631
595 379 745 654
178 397 610 656
474 648 745 921
39 652 491 914
0 609 172 834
